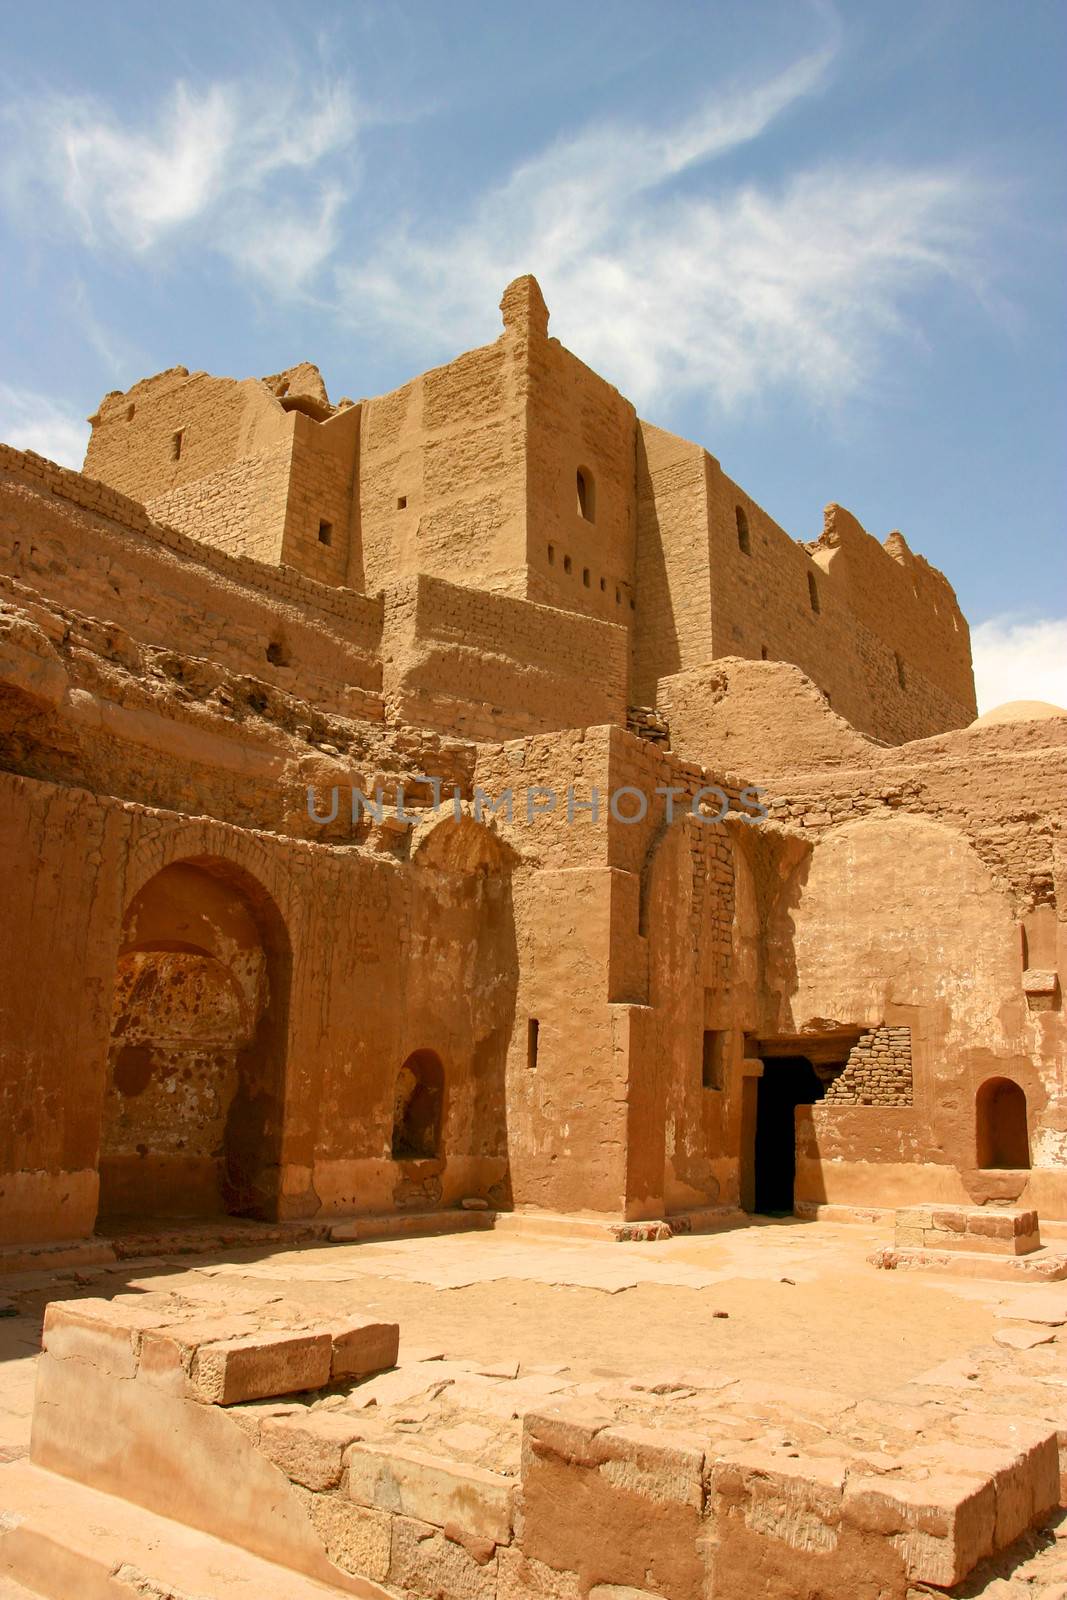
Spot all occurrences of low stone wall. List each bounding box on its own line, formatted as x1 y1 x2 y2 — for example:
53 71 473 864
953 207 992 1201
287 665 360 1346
21 1290 1064 1600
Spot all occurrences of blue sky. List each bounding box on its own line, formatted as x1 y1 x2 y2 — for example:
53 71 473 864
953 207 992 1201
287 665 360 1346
1 0 1064 708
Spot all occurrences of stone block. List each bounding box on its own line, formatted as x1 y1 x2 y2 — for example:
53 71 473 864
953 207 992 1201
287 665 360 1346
496 1547 582 1598
388 1513 499 1600
842 1472 995 1586
296 1487 391 1581
327 1316 399 1381
707 1445 848 1556
259 1411 366 1490
345 1441 514 1544
190 1331 332 1405
41 1299 151 1379
596 1424 705 1509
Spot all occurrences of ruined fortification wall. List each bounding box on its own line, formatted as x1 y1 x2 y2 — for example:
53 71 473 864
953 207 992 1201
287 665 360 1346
632 423 713 700
357 332 527 599
0 446 382 713
523 314 638 625
632 419 975 744
144 444 294 565
381 573 629 744
0 767 525 1243
279 406 360 586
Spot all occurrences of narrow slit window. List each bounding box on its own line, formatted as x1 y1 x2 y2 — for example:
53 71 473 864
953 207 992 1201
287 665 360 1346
807 571 820 614
171 429 184 462
563 554 573 574
576 466 596 523
397 496 407 510
735 505 751 554
582 567 591 587
548 543 555 565
527 1018 539 1071
318 520 333 546
895 651 907 690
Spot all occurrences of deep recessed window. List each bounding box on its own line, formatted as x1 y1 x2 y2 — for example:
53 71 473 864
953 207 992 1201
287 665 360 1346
702 1030 726 1090
895 651 907 690
760 644 769 660
582 567 590 587
808 571 820 614
563 554 572 574
629 597 635 610
171 429 184 462
397 496 407 510
736 505 751 555
266 640 291 667
126 404 135 422
615 587 621 604
600 576 606 592
527 1018 539 1071
576 466 596 523
318 520 333 546
548 544 555 565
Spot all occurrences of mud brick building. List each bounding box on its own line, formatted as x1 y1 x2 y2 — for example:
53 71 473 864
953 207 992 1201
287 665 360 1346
1 275 1064 1248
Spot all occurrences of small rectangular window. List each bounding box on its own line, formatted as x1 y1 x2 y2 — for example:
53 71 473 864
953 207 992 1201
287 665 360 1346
318 520 333 546
702 1029 726 1090
528 1017 539 1070
397 495 407 510
171 429 184 462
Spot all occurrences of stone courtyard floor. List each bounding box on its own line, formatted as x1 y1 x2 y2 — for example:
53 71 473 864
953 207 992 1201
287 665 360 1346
1 1215 1066 1596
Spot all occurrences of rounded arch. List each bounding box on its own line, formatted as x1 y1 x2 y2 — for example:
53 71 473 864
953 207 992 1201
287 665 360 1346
412 812 519 874
97 852 293 1226
392 1049 445 1160
976 1076 1030 1170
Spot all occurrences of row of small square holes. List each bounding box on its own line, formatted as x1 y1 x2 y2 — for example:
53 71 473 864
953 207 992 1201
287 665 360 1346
548 544 634 607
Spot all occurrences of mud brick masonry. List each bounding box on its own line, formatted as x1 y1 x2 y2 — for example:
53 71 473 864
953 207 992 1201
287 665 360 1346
1 273 1065 1247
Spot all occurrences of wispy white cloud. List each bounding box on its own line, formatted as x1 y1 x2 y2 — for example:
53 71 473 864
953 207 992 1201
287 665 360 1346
337 43 987 412
971 615 1067 714
0 385 89 469
1 76 358 290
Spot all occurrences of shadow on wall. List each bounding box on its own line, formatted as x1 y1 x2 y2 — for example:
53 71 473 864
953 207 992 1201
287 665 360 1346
632 428 683 702
96 857 291 1225
399 816 520 1211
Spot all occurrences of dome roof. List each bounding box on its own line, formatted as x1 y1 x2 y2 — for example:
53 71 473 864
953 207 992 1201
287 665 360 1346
972 700 1067 726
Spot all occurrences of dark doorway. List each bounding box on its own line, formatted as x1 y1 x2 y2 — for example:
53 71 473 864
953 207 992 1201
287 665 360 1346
976 1077 1030 1170
753 1056 825 1214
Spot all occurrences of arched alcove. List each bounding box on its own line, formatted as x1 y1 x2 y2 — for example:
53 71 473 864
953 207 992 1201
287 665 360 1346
392 1050 445 1159
976 1077 1030 1170
97 857 291 1224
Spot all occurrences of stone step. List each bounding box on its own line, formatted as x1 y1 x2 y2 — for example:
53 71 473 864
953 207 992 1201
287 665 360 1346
328 1207 494 1243
871 1244 1067 1281
0 1460 385 1598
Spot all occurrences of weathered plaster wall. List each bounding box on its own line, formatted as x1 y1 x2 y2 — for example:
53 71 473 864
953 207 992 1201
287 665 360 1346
773 813 1066 1215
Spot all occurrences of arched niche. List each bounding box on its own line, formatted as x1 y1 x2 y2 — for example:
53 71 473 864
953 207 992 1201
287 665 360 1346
976 1076 1030 1171
392 1049 445 1159
97 857 291 1224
